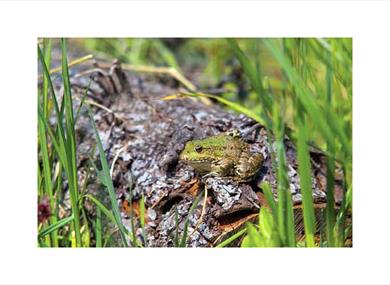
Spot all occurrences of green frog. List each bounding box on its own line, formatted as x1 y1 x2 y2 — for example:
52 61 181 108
179 131 264 182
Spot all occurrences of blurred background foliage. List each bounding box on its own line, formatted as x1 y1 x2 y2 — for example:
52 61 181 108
71 38 352 154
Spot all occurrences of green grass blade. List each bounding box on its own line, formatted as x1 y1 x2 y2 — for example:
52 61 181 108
241 223 263 247
37 45 64 135
325 143 336 247
284 187 295 247
60 38 82 247
84 194 116 225
153 39 181 72
75 81 90 124
80 207 91 247
42 38 52 118
37 109 67 170
258 207 280 246
325 47 333 104
86 105 129 247
272 105 296 247
260 182 278 220
335 184 352 246
42 39 51 116
140 194 147 246
37 160 43 196
182 91 266 126
38 44 70 175
38 215 74 239
227 39 272 127
226 39 265 101
179 195 200 247
324 48 336 246
296 120 316 247
38 114 58 246
127 39 147 65
174 204 180 247
95 206 102 247
216 228 247 248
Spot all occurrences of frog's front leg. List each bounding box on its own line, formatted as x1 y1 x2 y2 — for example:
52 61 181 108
211 158 235 177
235 152 264 181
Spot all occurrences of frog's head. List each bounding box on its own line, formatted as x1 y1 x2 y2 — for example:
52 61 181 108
179 134 235 162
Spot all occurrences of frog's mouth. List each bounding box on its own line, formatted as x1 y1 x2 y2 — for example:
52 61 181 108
186 160 212 175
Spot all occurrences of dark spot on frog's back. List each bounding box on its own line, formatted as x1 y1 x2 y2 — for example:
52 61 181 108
227 144 235 152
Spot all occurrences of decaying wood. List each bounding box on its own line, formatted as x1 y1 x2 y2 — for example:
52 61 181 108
65 60 347 247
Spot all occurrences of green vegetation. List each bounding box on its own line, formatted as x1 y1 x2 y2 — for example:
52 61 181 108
38 39 130 247
38 38 352 247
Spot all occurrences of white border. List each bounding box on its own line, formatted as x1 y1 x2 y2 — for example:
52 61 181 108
1 1 390 284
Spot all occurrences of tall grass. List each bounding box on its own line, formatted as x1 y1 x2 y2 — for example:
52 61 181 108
228 38 352 247
38 38 129 247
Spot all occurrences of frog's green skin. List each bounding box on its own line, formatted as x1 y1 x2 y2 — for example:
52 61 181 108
179 133 264 182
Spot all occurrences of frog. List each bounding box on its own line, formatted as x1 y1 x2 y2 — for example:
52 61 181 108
179 130 264 182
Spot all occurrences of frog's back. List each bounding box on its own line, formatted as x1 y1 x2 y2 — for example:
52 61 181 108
194 133 241 158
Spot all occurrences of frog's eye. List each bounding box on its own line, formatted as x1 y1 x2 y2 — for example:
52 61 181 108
194 145 203 153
